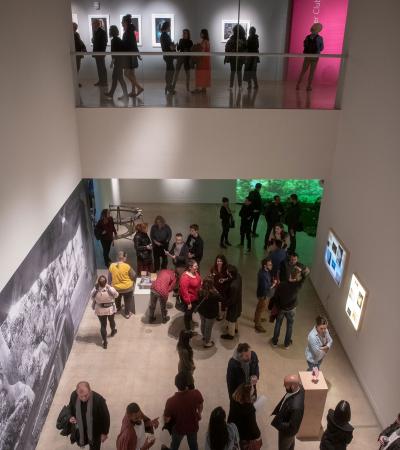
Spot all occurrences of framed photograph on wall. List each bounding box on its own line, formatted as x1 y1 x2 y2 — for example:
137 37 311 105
221 19 251 43
324 229 349 287
88 14 110 46
152 14 174 47
119 14 142 46
345 274 367 331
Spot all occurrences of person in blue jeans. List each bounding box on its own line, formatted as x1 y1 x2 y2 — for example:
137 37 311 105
305 315 333 371
271 267 305 348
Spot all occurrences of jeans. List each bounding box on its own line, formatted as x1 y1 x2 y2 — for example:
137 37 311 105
307 360 322 371
98 314 116 343
149 291 168 320
153 244 168 271
170 431 198 450
220 222 230 245
278 432 295 450
100 239 112 267
200 315 215 344
115 291 134 315
109 64 128 96
240 224 251 250
94 56 107 84
272 308 296 346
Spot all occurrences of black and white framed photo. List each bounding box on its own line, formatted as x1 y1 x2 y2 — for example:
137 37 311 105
119 14 142 46
221 19 251 42
152 13 174 47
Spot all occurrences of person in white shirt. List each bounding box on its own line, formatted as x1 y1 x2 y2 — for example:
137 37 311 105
305 315 333 371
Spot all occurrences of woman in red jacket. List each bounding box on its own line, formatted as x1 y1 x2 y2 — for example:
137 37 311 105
179 259 202 330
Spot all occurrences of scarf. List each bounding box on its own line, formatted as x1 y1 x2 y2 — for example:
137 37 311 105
76 394 93 446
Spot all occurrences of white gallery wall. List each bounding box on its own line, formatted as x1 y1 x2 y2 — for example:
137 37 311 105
70 0 290 81
0 0 82 290
311 0 400 426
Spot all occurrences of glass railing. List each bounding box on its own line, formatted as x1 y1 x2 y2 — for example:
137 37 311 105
72 51 345 110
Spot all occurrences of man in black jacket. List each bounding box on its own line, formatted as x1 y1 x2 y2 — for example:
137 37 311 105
271 268 305 348
186 224 204 264
221 265 242 340
68 381 110 450
92 19 108 86
248 183 262 236
226 343 259 398
264 195 285 249
286 194 302 253
239 197 253 252
271 374 305 450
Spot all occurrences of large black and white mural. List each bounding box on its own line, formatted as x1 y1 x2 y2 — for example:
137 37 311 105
0 181 96 450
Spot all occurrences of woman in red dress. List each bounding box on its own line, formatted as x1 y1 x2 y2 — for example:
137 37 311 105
192 29 211 94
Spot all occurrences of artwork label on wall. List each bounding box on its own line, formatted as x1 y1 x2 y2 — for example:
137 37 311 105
345 274 367 331
152 14 174 47
324 229 348 287
88 14 110 46
221 20 251 42
119 14 142 46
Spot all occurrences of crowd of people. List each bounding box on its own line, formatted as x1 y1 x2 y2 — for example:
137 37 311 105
73 16 325 101
57 187 396 450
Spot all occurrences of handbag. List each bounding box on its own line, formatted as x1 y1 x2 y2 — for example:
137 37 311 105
175 295 186 312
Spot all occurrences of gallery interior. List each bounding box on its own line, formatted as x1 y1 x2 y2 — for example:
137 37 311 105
0 0 399 449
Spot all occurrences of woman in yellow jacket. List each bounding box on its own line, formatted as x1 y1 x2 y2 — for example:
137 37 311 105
108 251 136 318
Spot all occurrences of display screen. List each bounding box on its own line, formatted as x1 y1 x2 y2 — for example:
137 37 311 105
345 274 367 330
324 230 347 286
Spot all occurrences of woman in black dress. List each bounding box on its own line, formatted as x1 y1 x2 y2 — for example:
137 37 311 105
220 197 233 248
173 29 193 91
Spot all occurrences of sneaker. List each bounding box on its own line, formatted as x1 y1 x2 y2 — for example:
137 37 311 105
162 316 170 324
149 316 156 324
255 325 266 333
284 340 293 349
110 329 117 337
220 334 234 340
125 312 132 319
271 340 278 348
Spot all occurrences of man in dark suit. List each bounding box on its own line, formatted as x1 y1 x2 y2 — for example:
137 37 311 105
271 374 305 450
248 183 262 236
92 18 108 86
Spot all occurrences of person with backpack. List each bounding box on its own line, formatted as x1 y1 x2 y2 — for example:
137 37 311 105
296 23 324 91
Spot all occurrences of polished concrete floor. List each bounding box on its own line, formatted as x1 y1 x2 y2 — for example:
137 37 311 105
77 79 338 110
37 204 380 449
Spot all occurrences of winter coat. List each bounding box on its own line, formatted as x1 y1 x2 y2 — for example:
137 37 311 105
226 350 259 397
134 232 153 264
320 409 354 450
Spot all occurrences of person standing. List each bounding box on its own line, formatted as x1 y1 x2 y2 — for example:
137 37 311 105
279 252 310 283
73 22 86 86
248 183 262 236
160 21 176 95
179 260 202 331
109 251 136 318
271 268 305 348
173 29 193 91
320 401 353 450
68 382 110 450
192 29 211 94
254 257 277 333
266 223 290 253
377 413 400 449
221 265 242 340
166 233 190 276
286 194 302 253
264 195 285 249
90 275 118 349
239 197 253 253
271 374 305 450
95 209 117 267
186 224 204 265
296 23 324 91
177 330 196 388
162 372 204 450
205 407 240 450
116 402 159 450
133 223 153 274
305 315 333 370
210 255 230 320
150 216 172 272
197 277 220 348
244 26 259 90
92 19 108 87
226 343 259 399
220 197 233 248
269 240 287 278
149 268 177 324
104 25 129 101
121 14 144 97
224 24 247 89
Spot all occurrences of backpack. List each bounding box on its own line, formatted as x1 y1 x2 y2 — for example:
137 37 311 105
304 34 319 54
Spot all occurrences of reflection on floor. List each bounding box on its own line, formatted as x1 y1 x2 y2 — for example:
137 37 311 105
77 80 338 110
37 204 380 449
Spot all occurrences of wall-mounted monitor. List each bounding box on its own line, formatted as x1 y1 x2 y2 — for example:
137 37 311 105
345 274 367 330
324 229 348 286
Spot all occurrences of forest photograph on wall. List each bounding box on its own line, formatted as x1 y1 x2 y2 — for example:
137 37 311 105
0 182 96 450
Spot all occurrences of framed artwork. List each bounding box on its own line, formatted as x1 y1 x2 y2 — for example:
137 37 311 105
221 19 251 43
345 274 367 331
88 14 110 46
152 14 175 47
324 229 349 287
119 14 142 46
72 13 78 26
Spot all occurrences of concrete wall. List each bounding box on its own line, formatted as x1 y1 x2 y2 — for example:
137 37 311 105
0 0 82 290
311 0 400 427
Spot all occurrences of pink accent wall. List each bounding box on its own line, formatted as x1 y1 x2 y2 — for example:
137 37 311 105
287 0 349 84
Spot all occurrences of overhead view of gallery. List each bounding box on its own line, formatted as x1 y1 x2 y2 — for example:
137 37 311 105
1 0 399 450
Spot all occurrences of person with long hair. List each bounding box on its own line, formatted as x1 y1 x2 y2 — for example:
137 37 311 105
179 260 202 331
121 14 144 97
224 24 247 89
133 222 153 274
95 209 117 267
197 277 221 348
221 265 243 340
173 29 193 91
210 254 230 320
177 330 195 389
266 223 290 253
220 197 233 248
192 29 211 94
205 407 240 450
320 400 353 449
305 315 333 371
150 215 172 271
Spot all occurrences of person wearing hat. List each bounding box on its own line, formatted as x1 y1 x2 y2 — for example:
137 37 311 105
320 400 354 449
296 23 324 91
